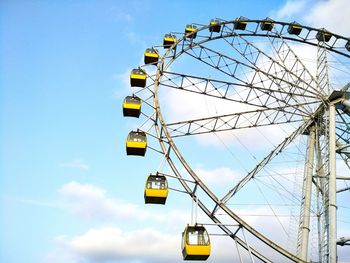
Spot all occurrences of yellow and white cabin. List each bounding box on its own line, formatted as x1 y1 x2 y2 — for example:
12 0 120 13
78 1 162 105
122 95 141 118
316 30 332 42
260 18 274 31
185 24 197 39
144 48 159 65
234 17 248 30
144 174 168 204
126 130 147 156
182 225 211 261
287 22 302 35
163 34 177 49
130 68 147 87
209 19 221 33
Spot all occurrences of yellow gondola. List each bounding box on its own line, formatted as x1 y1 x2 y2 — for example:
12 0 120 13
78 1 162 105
287 22 302 35
163 33 177 49
346 41 350 52
144 48 159 65
234 16 248 30
209 19 221 33
144 174 168 204
182 225 211 261
185 24 197 39
316 30 332 42
130 68 147 87
122 95 141 118
260 18 274 31
126 130 147 156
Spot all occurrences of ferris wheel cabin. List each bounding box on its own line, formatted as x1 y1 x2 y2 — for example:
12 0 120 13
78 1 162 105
182 225 211 261
287 22 302 35
260 18 274 31
144 48 159 65
234 17 248 30
163 34 177 49
122 95 141 118
144 174 168 204
126 130 147 156
130 68 147 87
316 30 332 42
185 24 198 39
209 19 221 33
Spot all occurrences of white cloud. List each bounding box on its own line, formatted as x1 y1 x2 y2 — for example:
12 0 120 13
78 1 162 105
54 178 349 262
54 181 296 261
274 0 309 20
304 0 350 36
59 181 188 223
195 166 241 185
273 0 350 93
60 159 90 171
48 225 253 263
192 166 244 197
274 0 350 37
56 227 179 263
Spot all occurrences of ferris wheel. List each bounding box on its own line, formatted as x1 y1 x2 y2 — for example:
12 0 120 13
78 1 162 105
122 17 350 263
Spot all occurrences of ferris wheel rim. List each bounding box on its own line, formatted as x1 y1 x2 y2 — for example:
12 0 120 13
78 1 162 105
163 18 350 58
150 18 350 263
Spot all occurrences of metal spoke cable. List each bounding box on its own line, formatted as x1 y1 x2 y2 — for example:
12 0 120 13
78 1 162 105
221 33 321 100
183 45 318 117
202 94 253 173
253 178 290 237
254 177 303 212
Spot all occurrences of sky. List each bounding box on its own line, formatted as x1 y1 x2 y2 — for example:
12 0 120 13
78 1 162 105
1 0 350 263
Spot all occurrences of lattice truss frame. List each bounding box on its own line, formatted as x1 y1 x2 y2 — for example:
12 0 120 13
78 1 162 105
128 18 350 263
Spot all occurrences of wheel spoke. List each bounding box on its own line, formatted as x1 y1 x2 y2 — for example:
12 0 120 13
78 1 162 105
218 118 312 206
165 107 303 138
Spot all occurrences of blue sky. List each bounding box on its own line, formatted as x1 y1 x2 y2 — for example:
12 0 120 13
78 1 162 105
1 0 350 263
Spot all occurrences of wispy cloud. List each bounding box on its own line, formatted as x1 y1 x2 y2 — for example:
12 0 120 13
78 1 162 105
273 0 350 36
47 225 251 263
195 166 240 184
59 181 188 223
60 159 90 171
303 0 350 35
51 177 350 262
272 0 309 20
54 227 179 263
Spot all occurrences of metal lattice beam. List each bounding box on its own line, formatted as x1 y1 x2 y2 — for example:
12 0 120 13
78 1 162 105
165 107 303 138
159 71 319 117
183 43 320 116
